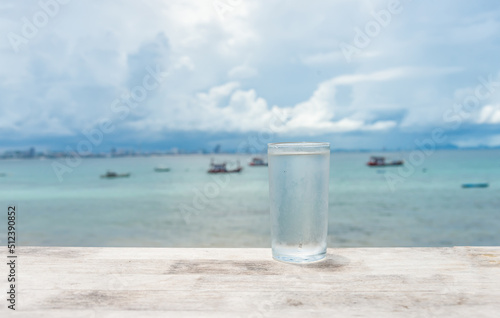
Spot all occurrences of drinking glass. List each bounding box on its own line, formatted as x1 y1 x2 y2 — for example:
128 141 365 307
268 142 330 263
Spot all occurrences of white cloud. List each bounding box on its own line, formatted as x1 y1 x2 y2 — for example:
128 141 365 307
174 56 195 71
301 51 344 65
227 64 258 79
302 50 382 65
332 67 461 85
1 0 500 148
477 104 500 124
147 71 400 135
196 81 240 104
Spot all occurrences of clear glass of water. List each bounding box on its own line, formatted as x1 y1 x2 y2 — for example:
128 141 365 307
268 142 330 263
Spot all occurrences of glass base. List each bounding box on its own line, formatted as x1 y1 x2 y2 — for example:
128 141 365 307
273 251 326 264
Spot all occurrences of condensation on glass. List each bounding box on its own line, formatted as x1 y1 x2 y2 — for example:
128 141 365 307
268 142 330 263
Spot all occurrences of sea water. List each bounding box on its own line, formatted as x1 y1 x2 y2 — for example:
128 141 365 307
268 151 330 263
1 150 499 248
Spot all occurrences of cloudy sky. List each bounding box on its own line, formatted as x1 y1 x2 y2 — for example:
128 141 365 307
1 0 500 152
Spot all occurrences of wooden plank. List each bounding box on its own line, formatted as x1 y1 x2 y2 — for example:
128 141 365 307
1 247 499 317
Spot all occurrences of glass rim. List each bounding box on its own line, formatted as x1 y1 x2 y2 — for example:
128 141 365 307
268 142 330 148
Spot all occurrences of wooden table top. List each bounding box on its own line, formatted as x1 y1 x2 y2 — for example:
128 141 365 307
2 246 499 317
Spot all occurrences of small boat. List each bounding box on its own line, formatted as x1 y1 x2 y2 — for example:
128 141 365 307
249 157 268 166
100 171 131 178
208 160 242 174
367 156 404 167
0 173 6 177
154 166 171 172
462 183 489 188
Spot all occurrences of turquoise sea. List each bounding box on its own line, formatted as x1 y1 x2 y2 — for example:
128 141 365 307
0 149 499 247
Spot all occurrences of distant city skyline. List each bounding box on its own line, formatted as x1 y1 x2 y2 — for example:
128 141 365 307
2 142 499 161
2 1 500 152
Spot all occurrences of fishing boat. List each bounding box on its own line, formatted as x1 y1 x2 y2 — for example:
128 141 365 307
154 166 171 172
100 171 131 178
249 157 268 166
462 183 489 188
208 160 242 174
367 156 404 167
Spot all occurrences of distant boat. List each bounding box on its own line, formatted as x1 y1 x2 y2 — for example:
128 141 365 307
100 171 130 178
367 156 404 167
0 173 6 177
154 166 171 172
208 160 242 174
462 183 489 188
249 157 268 167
